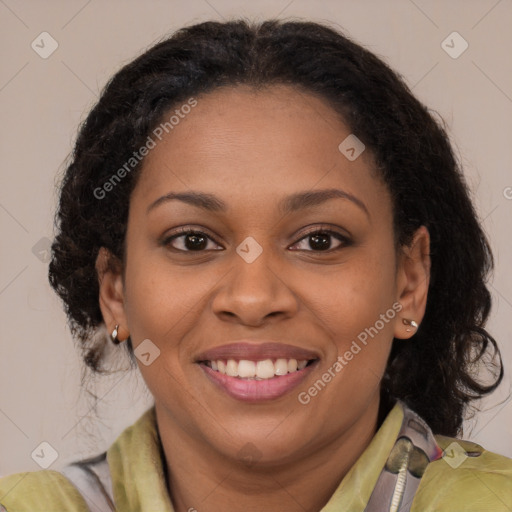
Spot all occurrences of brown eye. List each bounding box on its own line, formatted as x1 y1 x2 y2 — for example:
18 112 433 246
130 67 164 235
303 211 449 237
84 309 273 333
308 232 334 251
163 229 223 252
290 229 351 252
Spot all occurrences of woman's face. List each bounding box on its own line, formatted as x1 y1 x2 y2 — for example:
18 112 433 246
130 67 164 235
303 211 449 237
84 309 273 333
100 84 429 465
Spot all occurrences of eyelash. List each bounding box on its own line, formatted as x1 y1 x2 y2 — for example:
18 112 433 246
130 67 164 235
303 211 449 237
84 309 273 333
162 225 351 254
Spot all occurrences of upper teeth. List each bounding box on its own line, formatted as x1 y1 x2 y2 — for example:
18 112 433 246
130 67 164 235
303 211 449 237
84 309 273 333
209 358 309 379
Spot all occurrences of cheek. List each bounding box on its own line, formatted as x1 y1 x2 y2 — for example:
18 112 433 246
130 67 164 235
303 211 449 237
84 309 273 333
307 247 397 342
122 222 217 337
122 254 204 405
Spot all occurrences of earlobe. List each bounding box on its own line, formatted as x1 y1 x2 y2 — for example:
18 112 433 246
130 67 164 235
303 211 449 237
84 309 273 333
95 247 130 342
394 226 431 340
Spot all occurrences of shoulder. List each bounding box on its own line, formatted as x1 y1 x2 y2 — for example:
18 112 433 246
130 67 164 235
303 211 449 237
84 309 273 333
0 469 89 511
412 435 512 511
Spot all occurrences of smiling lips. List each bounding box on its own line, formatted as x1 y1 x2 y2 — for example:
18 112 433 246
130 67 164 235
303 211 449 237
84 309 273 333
196 341 319 401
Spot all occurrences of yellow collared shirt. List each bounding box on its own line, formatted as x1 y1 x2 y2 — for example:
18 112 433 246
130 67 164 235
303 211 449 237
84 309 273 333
1 402 511 511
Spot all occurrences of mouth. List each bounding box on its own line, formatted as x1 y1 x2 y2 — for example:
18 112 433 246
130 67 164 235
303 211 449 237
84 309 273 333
195 342 320 402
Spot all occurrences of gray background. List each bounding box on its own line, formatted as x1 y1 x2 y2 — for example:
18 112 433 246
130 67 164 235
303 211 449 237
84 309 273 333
0 0 511 476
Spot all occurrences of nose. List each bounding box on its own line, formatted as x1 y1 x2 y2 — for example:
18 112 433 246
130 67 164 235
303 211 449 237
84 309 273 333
211 248 299 327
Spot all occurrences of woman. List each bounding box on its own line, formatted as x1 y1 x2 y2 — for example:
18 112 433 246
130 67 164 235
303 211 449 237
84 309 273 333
1 18 510 512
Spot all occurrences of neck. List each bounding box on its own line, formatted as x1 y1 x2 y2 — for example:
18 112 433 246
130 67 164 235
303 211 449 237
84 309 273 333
155 397 382 512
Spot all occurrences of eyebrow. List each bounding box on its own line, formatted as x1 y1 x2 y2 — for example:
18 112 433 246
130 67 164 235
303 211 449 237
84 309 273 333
147 188 369 218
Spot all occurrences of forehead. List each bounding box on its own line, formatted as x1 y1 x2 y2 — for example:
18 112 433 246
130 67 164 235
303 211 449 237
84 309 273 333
132 84 389 216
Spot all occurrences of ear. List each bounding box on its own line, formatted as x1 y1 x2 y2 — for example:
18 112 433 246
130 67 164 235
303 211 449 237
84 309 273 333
394 226 431 339
95 247 130 341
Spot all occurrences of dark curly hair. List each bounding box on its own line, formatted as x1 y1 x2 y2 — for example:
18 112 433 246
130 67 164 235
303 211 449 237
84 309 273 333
48 18 503 437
